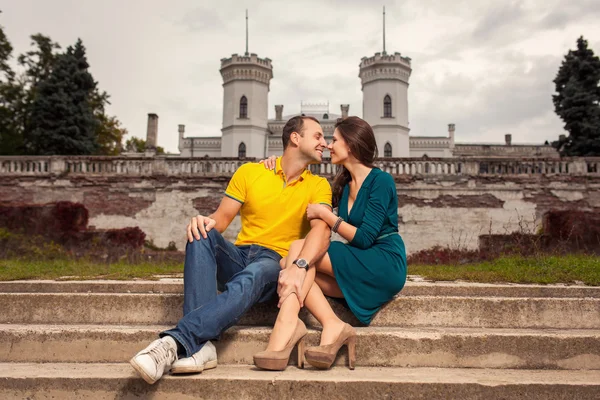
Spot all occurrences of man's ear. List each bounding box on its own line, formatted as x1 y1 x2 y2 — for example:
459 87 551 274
291 131 301 146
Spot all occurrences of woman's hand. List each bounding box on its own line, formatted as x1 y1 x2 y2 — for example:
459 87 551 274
306 203 330 220
258 156 277 170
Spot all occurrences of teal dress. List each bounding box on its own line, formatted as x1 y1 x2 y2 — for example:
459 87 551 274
328 168 407 325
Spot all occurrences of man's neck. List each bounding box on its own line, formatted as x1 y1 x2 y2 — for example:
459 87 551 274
280 153 309 183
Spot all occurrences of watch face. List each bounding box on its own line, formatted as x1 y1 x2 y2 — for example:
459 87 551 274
296 259 308 269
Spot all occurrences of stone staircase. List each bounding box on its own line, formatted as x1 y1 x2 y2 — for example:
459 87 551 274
0 280 599 399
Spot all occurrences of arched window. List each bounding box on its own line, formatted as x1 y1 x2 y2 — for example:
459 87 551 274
383 95 392 118
322 113 329 120
384 142 392 157
239 96 248 119
238 142 246 158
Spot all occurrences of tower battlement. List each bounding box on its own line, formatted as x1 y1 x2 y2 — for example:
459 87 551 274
360 52 411 68
220 53 273 86
359 52 412 87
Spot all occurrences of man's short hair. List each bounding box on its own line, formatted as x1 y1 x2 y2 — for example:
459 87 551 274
282 116 320 149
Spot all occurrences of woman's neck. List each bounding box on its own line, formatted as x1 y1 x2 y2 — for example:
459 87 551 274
344 160 372 187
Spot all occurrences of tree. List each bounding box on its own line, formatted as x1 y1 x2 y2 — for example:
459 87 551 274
0 29 61 154
95 113 127 155
26 39 98 155
552 36 600 156
124 136 165 154
0 17 17 154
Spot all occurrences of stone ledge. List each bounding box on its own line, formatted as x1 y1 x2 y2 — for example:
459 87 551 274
1 363 599 400
1 279 599 298
1 324 599 370
1 293 599 329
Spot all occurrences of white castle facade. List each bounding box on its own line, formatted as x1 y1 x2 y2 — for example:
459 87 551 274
168 49 556 160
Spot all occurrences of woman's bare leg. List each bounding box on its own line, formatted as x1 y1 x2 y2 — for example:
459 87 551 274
303 253 348 345
265 240 317 351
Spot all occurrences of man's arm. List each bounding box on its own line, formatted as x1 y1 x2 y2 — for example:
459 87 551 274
187 196 242 242
277 217 331 307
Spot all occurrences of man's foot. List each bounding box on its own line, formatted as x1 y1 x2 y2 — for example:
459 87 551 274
130 336 178 384
171 340 218 374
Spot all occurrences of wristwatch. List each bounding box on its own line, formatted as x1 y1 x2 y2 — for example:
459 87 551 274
293 258 309 270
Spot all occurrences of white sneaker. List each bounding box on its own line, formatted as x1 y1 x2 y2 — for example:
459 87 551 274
171 340 218 374
130 336 178 384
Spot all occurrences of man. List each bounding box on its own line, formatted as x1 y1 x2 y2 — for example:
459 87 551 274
130 116 332 384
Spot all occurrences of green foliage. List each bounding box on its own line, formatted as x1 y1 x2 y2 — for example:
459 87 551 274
125 136 165 154
26 39 99 155
0 12 130 155
95 113 127 155
552 36 600 156
0 19 21 154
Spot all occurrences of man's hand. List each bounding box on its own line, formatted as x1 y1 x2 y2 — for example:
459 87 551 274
277 265 307 308
187 215 217 242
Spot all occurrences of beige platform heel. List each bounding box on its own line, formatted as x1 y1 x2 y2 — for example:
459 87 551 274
304 323 356 370
253 319 307 371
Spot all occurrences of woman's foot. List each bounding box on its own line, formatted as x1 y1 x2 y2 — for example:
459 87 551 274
319 318 347 346
265 315 300 351
305 323 356 370
254 319 307 370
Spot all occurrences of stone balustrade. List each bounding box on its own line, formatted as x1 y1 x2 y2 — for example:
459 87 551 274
1 155 599 177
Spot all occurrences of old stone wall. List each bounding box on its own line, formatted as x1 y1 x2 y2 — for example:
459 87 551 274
2 174 598 254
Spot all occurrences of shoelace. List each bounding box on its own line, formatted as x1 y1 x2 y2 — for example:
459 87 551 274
147 341 176 366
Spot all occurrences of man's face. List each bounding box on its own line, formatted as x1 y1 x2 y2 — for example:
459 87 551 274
296 119 327 163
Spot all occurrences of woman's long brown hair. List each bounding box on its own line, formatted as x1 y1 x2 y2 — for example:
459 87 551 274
331 117 378 208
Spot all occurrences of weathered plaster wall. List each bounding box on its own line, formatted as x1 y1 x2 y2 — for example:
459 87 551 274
1 175 598 253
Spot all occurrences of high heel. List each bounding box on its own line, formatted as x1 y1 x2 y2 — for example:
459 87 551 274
253 319 307 371
305 323 356 370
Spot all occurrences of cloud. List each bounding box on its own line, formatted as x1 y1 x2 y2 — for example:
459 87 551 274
2 0 599 153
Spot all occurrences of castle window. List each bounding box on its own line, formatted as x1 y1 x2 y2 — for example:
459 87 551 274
323 113 329 120
240 96 248 119
384 142 392 157
383 95 392 118
238 142 246 158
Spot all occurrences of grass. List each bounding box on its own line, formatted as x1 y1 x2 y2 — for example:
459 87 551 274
409 254 600 286
0 258 183 281
0 254 598 285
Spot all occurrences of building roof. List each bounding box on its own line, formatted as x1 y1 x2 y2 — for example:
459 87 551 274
268 112 342 123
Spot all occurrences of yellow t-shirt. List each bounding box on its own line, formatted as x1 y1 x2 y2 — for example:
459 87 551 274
225 157 332 257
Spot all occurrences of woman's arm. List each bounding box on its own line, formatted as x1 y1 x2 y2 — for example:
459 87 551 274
308 173 394 249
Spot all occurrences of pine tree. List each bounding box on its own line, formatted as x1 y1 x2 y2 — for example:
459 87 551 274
26 39 98 155
552 36 600 156
0 14 24 154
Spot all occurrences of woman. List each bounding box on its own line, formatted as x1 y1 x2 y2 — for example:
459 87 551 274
253 116 406 370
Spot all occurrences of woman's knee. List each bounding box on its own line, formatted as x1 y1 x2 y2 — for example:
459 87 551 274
279 257 287 269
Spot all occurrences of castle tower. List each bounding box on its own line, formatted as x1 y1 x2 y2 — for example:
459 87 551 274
359 8 411 157
219 11 273 158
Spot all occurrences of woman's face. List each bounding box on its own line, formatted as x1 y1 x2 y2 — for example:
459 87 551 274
328 128 351 165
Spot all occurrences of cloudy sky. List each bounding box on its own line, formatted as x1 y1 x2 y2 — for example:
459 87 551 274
2 0 600 152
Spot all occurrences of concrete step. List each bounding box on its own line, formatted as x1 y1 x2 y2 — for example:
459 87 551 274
1 363 599 400
1 324 599 370
2 279 599 298
2 292 599 329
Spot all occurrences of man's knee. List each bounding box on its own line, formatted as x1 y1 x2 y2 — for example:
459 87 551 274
187 228 222 249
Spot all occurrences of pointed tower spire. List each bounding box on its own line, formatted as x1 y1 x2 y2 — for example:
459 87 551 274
245 9 249 56
383 6 387 55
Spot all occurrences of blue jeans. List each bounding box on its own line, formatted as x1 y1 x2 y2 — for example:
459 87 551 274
160 229 282 358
